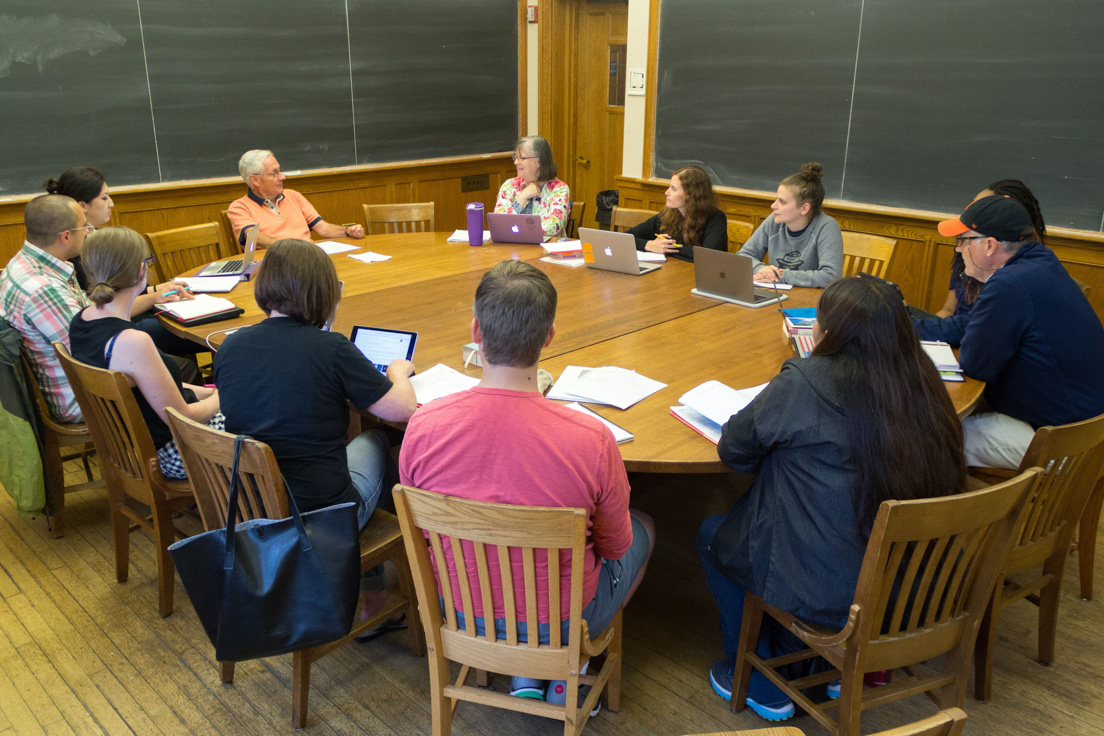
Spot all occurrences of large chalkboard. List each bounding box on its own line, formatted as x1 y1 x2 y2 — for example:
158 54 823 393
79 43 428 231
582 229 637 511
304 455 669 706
0 0 517 195
654 0 1104 231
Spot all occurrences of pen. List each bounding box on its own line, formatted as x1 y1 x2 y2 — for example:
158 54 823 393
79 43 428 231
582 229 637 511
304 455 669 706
161 287 191 297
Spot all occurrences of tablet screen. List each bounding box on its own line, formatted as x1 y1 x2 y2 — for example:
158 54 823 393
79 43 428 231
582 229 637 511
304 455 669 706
349 326 418 374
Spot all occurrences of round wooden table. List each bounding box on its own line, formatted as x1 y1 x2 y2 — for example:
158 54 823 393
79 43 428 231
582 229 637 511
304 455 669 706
170 232 984 472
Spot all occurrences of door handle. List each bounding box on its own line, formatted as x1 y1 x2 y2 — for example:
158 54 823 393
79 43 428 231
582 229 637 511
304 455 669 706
576 156 590 166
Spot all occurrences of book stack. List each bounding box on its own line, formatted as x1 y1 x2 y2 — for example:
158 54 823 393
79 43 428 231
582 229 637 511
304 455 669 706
920 341 965 382
782 308 817 358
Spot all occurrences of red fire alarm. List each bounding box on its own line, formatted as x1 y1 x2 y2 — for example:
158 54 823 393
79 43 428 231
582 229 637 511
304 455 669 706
527 5 538 23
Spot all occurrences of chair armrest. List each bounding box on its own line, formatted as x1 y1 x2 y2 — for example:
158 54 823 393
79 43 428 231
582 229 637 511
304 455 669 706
791 604 861 647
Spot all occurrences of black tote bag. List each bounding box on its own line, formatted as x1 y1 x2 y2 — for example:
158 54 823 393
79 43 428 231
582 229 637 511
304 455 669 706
169 435 360 662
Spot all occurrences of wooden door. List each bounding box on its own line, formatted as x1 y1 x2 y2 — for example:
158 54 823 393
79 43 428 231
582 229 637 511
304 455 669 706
571 1 628 229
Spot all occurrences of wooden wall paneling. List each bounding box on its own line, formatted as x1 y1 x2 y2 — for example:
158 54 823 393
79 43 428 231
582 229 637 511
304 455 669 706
642 0 661 178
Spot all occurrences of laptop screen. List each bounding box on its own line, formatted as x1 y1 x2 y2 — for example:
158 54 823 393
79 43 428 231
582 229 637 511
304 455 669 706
349 326 418 374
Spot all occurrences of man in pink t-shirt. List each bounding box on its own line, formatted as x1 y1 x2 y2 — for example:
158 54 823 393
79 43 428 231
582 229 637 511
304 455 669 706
399 260 654 703
227 150 366 249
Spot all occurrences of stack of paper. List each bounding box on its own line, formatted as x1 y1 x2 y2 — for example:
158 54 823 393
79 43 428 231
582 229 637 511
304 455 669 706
753 280 793 290
541 239 583 256
409 364 480 405
546 366 666 410
637 251 667 263
447 230 492 244
154 294 238 321
670 380 768 444
315 241 361 255
920 341 965 382
783 308 817 358
179 276 241 293
564 402 633 444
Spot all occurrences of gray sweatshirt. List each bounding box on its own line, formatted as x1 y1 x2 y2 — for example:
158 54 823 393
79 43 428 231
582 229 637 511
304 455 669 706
737 212 843 288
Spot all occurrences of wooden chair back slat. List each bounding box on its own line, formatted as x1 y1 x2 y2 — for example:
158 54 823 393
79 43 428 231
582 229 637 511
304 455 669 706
498 545 519 646
362 203 435 235
841 232 897 278
610 206 656 233
548 547 562 649
473 541 497 643
430 531 459 631
145 223 230 282
522 546 540 649
908 536 950 631
726 219 754 252
451 535 478 639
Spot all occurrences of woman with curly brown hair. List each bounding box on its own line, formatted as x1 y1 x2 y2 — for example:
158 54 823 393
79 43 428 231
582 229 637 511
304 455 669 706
737 162 843 288
627 165 727 261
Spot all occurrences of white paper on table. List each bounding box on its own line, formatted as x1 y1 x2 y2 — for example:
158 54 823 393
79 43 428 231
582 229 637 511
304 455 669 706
178 276 241 293
547 365 666 410
154 294 237 320
637 251 667 263
678 380 768 427
348 251 392 263
753 281 793 290
409 364 480 405
540 255 587 268
920 341 961 372
564 402 633 444
315 240 361 254
670 405 722 444
542 239 583 254
447 229 492 244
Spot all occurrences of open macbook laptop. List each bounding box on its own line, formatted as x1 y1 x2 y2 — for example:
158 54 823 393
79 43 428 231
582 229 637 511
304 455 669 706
691 247 786 308
487 212 545 244
857 272 937 319
349 326 418 373
579 227 661 275
197 227 258 277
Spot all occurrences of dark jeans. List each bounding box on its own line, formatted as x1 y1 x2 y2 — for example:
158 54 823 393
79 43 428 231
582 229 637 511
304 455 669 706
698 513 796 707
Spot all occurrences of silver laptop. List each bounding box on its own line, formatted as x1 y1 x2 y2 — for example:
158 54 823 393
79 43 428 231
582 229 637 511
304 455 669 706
691 247 786 308
487 212 545 244
579 227 661 275
197 227 258 277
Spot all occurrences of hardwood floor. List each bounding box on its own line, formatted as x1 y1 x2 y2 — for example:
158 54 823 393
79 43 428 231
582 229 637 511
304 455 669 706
1 462 1102 735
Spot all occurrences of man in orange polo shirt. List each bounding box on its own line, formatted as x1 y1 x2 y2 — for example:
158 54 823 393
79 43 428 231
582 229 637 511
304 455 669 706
227 150 366 248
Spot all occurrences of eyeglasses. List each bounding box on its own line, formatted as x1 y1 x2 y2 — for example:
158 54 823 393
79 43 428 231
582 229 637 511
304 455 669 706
142 255 157 267
954 235 987 245
61 224 96 236
512 154 537 163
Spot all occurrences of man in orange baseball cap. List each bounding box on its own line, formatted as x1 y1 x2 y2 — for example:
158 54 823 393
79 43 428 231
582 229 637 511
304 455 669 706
914 195 1104 469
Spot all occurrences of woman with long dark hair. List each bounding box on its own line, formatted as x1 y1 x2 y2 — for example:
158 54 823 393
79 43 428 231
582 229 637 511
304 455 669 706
936 179 1046 318
627 165 727 261
698 276 966 721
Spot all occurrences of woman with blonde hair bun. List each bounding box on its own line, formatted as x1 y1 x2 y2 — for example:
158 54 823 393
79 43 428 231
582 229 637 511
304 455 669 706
68 227 222 479
736 162 843 287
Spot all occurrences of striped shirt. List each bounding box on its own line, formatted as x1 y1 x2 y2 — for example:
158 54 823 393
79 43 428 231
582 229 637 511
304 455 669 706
0 242 89 422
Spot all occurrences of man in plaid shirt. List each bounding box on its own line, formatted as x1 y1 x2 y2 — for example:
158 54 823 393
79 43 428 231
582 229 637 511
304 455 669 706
1 195 93 422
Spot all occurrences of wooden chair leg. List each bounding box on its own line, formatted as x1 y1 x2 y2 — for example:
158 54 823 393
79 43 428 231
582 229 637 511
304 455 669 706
44 431 65 538
730 591 763 713
293 649 312 729
1079 477 1103 600
474 669 489 687
836 666 865 736
604 608 623 712
973 590 1000 702
152 501 177 617
110 497 131 583
396 552 426 656
428 652 452 736
218 661 235 684
1038 557 1066 665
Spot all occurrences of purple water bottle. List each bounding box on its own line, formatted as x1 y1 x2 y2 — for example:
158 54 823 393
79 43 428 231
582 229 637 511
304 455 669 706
466 203 484 246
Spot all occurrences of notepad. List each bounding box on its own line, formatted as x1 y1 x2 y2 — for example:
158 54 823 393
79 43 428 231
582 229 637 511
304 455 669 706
179 276 241 293
547 366 666 410
154 294 238 321
677 380 768 427
409 364 479 405
315 241 361 255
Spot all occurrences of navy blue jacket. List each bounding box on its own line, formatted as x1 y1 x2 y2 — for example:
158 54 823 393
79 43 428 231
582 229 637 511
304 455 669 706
914 241 1104 429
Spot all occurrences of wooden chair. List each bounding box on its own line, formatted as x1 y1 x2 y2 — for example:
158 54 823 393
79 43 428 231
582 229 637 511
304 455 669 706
53 343 194 617
971 411 1104 701
145 222 231 282
868 708 967 736
727 219 755 252
841 232 897 278
21 355 105 537
566 200 587 238
730 469 1038 736
165 409 424 729
218 209 236 253
610 206 655 232
394 484 624 736
362 202 435 235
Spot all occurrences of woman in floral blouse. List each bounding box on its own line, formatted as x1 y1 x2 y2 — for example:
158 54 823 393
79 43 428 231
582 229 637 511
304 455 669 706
494 136 571 240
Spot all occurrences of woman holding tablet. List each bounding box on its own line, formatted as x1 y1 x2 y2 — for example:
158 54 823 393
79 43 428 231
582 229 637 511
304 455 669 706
737 162 843 287
627 165 727 261
698 277 965 721
494 136 571 239
213 239 417 530
68 227 222 480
